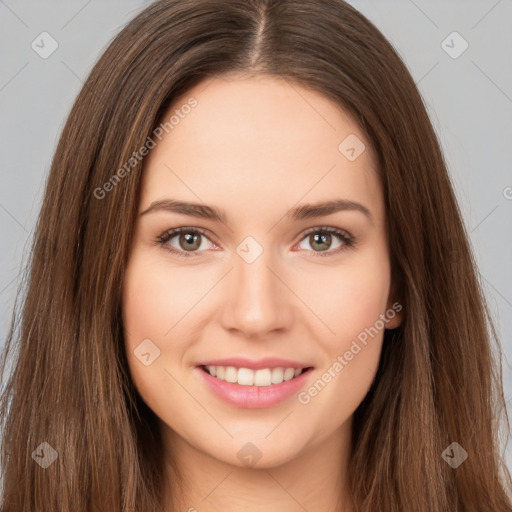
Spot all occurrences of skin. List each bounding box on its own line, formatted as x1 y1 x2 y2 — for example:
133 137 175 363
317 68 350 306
122 73 403 512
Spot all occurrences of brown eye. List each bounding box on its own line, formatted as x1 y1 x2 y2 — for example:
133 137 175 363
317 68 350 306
309 232 332 252
178 232 202 251
296 227 354 257
157 227 215 258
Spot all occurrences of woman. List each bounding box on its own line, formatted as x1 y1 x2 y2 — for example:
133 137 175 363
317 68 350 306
1 0 511 511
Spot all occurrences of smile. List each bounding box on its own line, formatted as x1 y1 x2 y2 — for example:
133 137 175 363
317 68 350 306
196 363 314 409
201 365 309 386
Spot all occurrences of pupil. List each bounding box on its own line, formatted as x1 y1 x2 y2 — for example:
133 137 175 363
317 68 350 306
181 233 200 250
312 233 331 251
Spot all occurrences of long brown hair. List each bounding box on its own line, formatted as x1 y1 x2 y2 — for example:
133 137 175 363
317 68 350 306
1 1 510 510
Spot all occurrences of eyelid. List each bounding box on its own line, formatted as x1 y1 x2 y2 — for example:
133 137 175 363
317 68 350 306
297 225 353 243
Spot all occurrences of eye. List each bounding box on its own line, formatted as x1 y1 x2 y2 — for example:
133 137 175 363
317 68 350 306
295 226 354 257
156 227 217 258
156 226 355 258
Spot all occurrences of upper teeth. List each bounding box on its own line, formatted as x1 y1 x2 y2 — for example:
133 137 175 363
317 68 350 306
205 366 303 386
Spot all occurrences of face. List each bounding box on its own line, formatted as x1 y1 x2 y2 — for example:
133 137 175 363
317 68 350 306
122 73 402 469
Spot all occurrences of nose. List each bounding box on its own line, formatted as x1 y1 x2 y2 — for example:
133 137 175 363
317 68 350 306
219 246 294 338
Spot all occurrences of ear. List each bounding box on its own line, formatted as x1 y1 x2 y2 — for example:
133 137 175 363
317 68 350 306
384 283 403 330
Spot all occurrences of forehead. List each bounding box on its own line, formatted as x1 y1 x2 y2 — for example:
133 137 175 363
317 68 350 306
140 74 384 227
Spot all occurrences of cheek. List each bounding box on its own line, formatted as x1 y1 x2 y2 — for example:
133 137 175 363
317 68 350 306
293 252 391 346
122 250 227 408
122 253 208 344
292 252 390 412
122 267 171 342
121 255 193 405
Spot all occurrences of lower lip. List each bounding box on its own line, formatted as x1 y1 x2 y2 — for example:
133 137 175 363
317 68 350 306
195 366 314 409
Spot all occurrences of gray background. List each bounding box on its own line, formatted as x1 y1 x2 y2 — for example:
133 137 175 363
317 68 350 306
1 0 511 471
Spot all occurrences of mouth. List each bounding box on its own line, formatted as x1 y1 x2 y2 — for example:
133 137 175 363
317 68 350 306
199 364 313 386
195 363 314 409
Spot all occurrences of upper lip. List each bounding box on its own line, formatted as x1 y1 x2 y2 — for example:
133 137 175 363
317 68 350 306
197 357 313 370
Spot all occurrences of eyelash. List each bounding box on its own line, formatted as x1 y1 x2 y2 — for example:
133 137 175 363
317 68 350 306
156 226 355 259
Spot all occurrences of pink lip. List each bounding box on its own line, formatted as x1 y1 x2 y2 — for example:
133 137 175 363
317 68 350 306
195 366 314 409
197 357 310 370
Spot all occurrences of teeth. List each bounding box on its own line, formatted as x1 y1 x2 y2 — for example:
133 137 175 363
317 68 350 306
238 367 255 386
216 366 225 380
254 368 272 386
225 366 237 383
283 368 295 381
271 367 284 384
204 365 306 386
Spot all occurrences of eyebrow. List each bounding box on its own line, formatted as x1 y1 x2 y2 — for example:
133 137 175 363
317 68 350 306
139 198 373 224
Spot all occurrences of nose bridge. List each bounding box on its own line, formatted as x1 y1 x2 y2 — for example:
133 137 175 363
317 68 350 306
220 237 292 335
